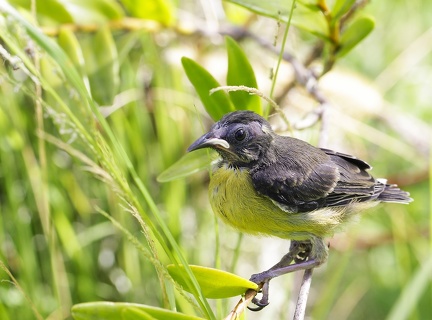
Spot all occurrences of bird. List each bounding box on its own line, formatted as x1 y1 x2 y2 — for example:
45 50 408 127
187 110 412 309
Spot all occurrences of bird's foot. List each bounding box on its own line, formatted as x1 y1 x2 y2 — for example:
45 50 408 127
248 280 270 311
249 269 272 285
247 240 322 311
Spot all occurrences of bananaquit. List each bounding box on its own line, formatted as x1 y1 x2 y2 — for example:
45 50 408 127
188 110 412 309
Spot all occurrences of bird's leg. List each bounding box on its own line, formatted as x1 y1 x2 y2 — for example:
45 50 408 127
248 238 328 311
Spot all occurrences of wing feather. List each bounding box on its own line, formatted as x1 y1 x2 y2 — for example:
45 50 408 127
251 138 383 213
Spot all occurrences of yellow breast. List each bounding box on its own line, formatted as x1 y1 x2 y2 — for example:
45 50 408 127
208 164 353 240
208 164 300 239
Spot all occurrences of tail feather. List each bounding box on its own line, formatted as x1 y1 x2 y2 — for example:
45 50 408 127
378 184 412 204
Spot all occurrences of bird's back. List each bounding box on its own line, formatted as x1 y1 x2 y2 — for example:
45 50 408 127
250 136 412 214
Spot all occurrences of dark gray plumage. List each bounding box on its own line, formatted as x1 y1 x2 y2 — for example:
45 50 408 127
211 110 412 213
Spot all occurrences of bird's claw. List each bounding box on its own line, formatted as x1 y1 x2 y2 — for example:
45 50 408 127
248 297 269 311
248 279 270 312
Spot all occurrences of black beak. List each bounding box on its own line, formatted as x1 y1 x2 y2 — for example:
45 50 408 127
187 132 230 152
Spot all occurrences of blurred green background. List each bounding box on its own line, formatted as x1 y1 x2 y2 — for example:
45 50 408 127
0 0 430 319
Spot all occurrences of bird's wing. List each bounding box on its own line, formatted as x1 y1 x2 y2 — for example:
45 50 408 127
250 140 380 213
320 148 382 206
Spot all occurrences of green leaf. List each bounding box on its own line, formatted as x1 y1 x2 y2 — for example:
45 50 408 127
72 302 205 320
182 57 235 121
292 4 329 40
82 25 120 105
10 0 125 25
337 16 375 57
63 0 124 25
6 0 73 24
167 265 259 299
225 0 291 18
58 28 84 68
120 0 175 26
226 0 329 39
57 28 90 91
331 0 356 21
122 308 156 320
157 149 217 182
226 37 262 115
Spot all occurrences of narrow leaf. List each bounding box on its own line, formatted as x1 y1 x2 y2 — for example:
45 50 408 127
120 0 175 25
337 16 375 57
331 0 356 21
226 0 329 39
182 57 234 121
72 302 205 320
82 26 120 105
62 0 124 24
167 265 259 299
57 28 90 91
226 36 262 114
122 308 156 320
157 149 217 182
6 0 73 24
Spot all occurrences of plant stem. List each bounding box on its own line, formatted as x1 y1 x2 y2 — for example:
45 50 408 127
293 268 314 320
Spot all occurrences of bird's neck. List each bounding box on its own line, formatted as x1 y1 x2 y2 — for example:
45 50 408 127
220 149 275 171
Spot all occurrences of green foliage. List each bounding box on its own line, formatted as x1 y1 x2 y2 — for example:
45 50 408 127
121 0 175 25
72 302 206 320
0 0 429 320
167 265 258 299
182 57 235 121
225 37 262 114
227 0 375 57
182 36 262 122
227 0 329 39
332 0 356 21
157 150 218 183
337 16 375 57
83 25 120 105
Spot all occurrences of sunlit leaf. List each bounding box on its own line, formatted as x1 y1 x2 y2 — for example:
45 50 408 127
71 302 205 320
182 57 235 121
58 28 84 68
157 149 217 182
331 0 356 21
226 37 262 115
120 0 175 25
226 0 329 39
167 265 259 299
292 5 329 39
337 16 375 57
62 0 124 24
6 0 73 24
122 308 156 320
225 0 290 18
57 28 90 91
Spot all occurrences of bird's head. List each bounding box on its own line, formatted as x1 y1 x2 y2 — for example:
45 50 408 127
188 111 274 167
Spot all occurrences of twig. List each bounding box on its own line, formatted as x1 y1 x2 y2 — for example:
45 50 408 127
0 44 40 85
293 268 314 320
209 85 293 134
224 288 261 320
209 85 279 112
40 17 161 36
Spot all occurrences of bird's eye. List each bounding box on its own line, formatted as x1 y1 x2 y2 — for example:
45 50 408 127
234 128 246 141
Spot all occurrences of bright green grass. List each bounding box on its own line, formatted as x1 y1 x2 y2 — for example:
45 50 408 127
0 1 430 320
